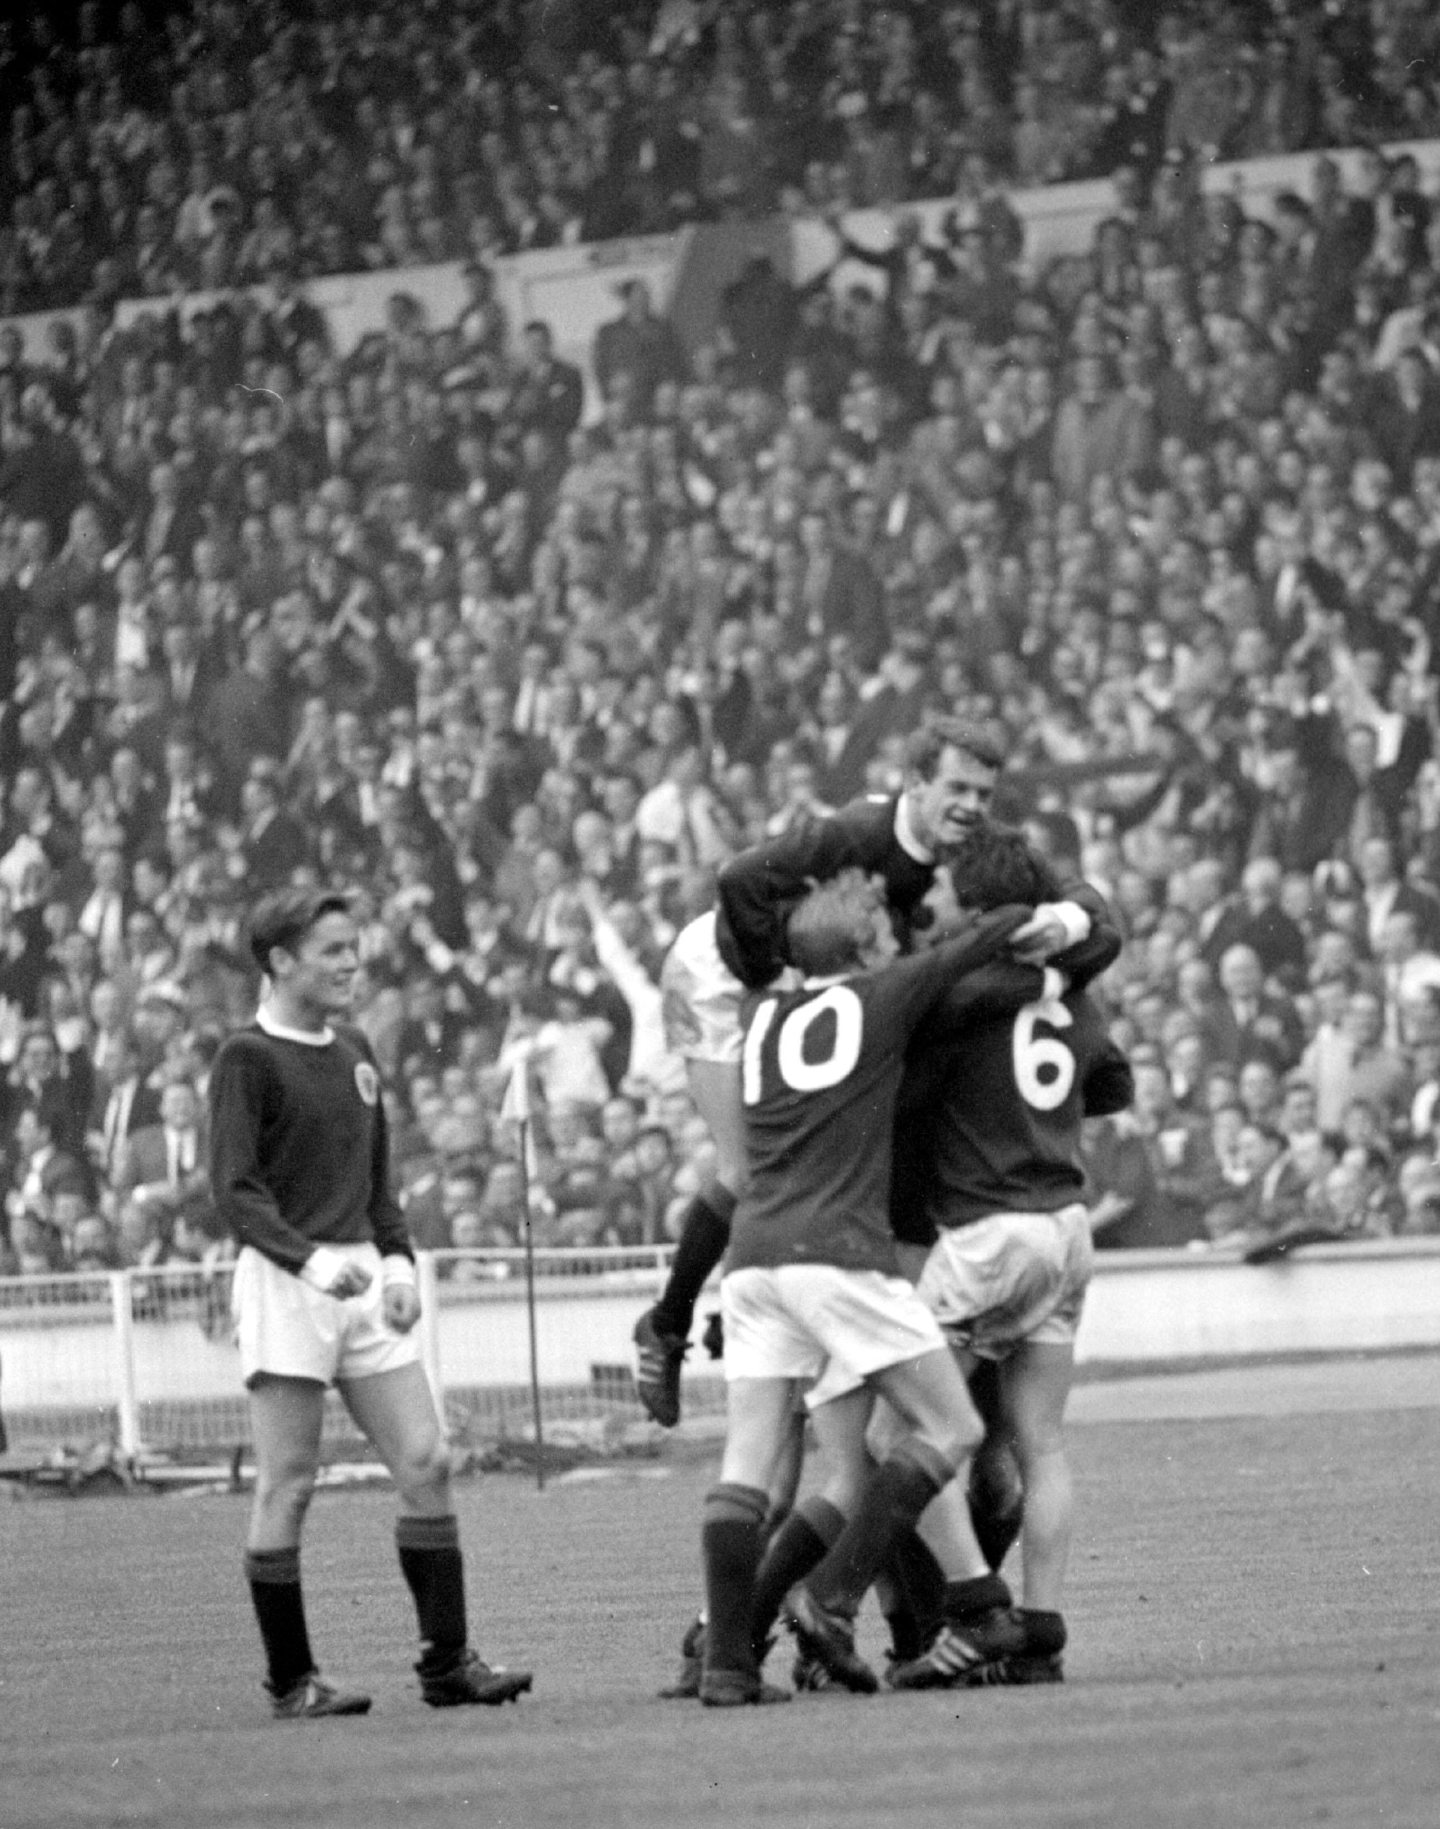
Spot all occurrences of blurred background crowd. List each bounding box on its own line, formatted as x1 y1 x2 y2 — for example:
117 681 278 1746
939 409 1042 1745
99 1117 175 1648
4 0 1440 1284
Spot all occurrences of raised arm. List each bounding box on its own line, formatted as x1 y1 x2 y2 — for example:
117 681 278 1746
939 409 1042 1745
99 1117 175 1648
1011 867 1121 972
716 814 880 988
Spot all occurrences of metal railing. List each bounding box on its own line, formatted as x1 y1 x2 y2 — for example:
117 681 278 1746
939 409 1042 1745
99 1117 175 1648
0 1248 723 1460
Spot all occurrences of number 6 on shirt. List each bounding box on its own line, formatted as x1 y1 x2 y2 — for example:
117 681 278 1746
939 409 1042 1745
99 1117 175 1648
1012 993 1076 1111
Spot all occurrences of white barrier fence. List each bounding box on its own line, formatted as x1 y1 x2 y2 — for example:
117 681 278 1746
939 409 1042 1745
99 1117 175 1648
2 1239 1439 1459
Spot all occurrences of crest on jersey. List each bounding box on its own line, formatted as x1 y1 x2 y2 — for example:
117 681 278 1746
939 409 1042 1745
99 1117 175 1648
354 1061 379 1106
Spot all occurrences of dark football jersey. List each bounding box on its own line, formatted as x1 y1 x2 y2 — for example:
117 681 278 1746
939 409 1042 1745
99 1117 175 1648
715 796 935 990
208 1019 411 1273
726 910 1028 1277
898 981 1117 1233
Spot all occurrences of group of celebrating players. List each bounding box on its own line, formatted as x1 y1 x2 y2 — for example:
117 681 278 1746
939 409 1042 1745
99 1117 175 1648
636 716 1130 1704
206 714 1127 1719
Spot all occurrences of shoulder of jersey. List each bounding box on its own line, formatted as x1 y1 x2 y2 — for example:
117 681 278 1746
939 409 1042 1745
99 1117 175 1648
213 1024 269 1059
330 1020 373 1057
839 794 898 831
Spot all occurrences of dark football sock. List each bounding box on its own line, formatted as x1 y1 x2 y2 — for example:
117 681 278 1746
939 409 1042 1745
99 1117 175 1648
885 1527 947 1650
761 1499 793 1545
245 1546 315 1695
942 1572 1011 1623
878 1585 923 1662
702 1482 768 1675
651 1185 736 1338
807 1442 951 1616
969 1434 1025 1572
396 1513 467 1672
751 1496 845 1656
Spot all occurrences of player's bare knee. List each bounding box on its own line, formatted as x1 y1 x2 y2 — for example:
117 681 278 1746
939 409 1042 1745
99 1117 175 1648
1015 1430 1066 1480
912 1407 981 1475
394 1434 451 1507
255 1460 318 1521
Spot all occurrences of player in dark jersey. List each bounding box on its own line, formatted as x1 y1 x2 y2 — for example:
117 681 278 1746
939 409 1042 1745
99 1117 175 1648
699 871 1039 1705
210 887 532 1720
884 826 1135 1689
636 716 1110 1426
744 840 1126 1695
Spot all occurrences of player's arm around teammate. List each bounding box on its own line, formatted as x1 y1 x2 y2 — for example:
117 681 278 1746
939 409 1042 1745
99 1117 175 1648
637 716 1097 1426
210 887 532 1719
889 830 1131 1689
701 878 1034 1701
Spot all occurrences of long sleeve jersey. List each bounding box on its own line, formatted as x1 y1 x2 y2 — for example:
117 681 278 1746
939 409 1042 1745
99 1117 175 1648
208 1018 411 1274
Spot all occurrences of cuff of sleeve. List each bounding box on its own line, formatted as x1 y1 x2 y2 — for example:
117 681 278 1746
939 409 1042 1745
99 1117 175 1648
1040 901 1090 949
381 1254 417 1291
299 1245 349 1292
1041 966 1067 1003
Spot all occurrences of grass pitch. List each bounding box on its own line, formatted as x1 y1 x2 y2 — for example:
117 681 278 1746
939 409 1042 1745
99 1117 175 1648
1 1367 1436 1829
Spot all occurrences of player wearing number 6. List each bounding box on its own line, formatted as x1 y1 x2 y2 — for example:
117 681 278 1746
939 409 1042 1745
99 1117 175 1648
885 826 1135 1689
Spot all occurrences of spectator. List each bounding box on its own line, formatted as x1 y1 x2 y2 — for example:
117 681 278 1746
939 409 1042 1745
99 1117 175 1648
1302 987 1411 1136
112 1077 211 1230
507 320 584 443
1211 944 1305 1074
592 280 688 417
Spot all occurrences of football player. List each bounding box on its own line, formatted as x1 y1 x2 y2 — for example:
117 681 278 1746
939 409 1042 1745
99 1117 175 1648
210 887 533 1718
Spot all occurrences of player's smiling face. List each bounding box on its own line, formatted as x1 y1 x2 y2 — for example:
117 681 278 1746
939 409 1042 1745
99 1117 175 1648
285 912 360 1018
909 745 998 853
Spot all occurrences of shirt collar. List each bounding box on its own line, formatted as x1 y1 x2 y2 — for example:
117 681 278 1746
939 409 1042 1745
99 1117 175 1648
256 1005 334 1047
893 793 933 864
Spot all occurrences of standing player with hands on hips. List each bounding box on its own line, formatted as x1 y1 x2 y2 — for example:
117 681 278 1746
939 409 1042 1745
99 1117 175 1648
209 887 533 1720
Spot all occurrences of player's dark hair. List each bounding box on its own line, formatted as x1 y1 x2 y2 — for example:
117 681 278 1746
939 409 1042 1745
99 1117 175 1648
248 887 353 973
904 715 1004 781
787 869 884 977
945 823 1061 910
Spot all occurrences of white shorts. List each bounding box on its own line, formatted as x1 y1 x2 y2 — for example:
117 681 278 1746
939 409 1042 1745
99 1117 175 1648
660 912 745 1064
722 1263 947 1403
915 1203 1094 1360
232 1243 421 1387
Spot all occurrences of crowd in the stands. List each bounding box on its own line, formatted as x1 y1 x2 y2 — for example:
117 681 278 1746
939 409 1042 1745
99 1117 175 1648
4 1 1440 1281
5 0 1440 313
